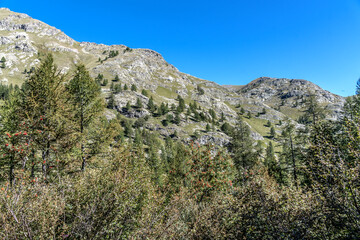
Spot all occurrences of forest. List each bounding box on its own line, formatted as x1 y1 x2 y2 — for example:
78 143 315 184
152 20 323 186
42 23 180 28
0 54 360 239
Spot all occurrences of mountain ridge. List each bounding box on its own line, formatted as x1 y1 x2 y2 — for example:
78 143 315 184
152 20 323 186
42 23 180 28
0 8 345 144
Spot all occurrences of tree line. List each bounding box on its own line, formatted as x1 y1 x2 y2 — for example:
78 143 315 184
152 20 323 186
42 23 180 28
0 54 359 238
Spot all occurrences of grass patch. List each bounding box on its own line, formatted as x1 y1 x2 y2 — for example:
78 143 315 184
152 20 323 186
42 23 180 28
279 106 303 121
156 86 177 99
244 117 271 137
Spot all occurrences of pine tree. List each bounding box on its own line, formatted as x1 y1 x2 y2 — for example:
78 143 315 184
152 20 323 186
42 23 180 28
122 119 133 137
206 123 211 132
279 122 305 186
147 96 156 113
176 95 185 113
107 92 115 109
264 142 281 181
131 84 137 92
174 113 181 125
114 83 122 93
209 109 216 121
220 112 226 121
299 94 326 125
270 126 276 139
136 98 143 109
247 111 252 119
141 89 148 97
197 85 205 95
21 54 74 178
266 120 272 127
67 64 103 171
0 89 27 185
101 78 108 86
124 84 128 91
114 74 120 82
230 116 258 181
125 101 131 111
1 56 5 68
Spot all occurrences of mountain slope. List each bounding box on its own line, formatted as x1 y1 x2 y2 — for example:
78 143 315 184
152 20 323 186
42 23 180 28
0 8 345 144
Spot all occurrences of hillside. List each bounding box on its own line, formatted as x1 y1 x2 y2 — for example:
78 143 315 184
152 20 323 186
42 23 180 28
0 8 345 144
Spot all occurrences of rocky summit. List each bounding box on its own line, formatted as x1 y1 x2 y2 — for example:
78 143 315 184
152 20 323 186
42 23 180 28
0 8 345 145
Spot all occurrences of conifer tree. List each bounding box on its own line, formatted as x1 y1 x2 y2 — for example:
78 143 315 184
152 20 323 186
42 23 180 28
67 64 103 171
136 98 143 109
21 54 74 178
270 126 276 139
147 96 156 113
230 116 258 182
1 57 5 69
174 113 181 125
125 101 131 111
141 89 148 97
264 142 281 181
279 122 305 186
299 94 326 125
131 84 137 92
114 83 122 93
176 95 185 113
0 89 27 185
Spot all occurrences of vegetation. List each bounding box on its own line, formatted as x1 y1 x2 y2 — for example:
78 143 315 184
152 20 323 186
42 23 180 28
0 54 359 239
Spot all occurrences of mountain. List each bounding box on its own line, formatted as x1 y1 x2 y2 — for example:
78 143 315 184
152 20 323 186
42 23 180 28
0 8 345 145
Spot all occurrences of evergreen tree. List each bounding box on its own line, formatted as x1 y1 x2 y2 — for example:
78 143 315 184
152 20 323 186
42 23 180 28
0 90 27 185
1 57 5 69
247 111 252 119
131 84 137 92
101 78 108 86
67 64 103 171
266 120 272 127
95 74 104 85
136 98 143 109
220 112 226 122
125 101 131 111
147 96 156 113
197 85 205 95
230 116 258 182
206 123 211 132
270 126 276 139
114 83 122 93
240 107 245 115
134 129 143 148
221 122 233 135
279 122 305 186
107 92 115 109
141 89 148 97
174 113 181 125
21 54 74 178
122 119 133 137
124 84 128 91
114 74 120 82
209 109 216 121
298 94 326 125
264 142 281 181
176 95 185 113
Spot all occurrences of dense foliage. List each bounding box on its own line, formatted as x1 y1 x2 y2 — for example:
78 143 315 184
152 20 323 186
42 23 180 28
0 55 359 239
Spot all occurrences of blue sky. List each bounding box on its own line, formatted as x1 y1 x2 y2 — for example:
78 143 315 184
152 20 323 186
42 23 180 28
2 0 360 96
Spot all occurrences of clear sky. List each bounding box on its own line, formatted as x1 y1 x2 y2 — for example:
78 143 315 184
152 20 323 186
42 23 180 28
1 0 360 96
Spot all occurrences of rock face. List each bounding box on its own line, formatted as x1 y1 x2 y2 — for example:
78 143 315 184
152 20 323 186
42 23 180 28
0 8 346 144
